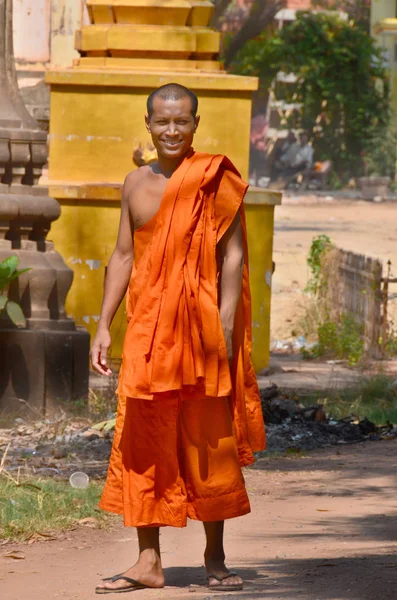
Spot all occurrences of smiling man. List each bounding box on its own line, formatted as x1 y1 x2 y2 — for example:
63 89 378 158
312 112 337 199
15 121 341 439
91 83 266 594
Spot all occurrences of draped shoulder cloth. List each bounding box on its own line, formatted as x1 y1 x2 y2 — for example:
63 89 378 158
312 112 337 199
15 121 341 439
118 150 266 466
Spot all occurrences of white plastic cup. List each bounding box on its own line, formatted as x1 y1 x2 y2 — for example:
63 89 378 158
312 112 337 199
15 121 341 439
69 471 90 489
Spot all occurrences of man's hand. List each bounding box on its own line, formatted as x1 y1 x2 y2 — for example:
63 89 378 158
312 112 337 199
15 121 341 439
90 326 112 376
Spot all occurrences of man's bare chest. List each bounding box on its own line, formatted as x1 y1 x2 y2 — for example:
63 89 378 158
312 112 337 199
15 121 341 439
129 177 168 231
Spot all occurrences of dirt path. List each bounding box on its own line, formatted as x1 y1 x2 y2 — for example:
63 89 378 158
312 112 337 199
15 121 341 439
1 440 396 600
271 197 397 341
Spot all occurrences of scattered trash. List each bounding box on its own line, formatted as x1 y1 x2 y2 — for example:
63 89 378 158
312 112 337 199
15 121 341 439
1 383 396 479
0 416 113 481
78 517 99 527
259 385 397 453
271 337 317 353
69 472 90 489
1 550 25 560
91 418 116 432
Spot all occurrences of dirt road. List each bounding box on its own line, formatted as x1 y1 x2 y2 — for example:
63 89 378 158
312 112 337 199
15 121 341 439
271 197 397 341
1 440 396 600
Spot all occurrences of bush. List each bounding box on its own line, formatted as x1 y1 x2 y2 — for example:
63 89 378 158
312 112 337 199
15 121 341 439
302 313 364 365
305 234 332 295
230 12 393 181
301 234 364 365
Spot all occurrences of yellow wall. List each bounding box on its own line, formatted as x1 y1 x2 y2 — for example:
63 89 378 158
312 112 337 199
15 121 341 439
48 84 253 182
245 203 276 373
49 199 126 360
48 188 280 366
46 69 281 369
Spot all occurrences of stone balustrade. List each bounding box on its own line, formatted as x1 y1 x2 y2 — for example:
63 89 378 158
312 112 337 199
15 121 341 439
0 0 90 414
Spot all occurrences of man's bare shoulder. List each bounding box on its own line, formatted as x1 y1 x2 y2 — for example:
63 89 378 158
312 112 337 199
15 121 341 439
123 166 152 197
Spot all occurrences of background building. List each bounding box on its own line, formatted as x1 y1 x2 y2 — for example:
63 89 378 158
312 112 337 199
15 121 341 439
13 0 88 127
371 0 397 115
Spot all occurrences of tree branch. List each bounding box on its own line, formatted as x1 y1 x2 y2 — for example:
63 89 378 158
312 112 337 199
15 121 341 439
210 0 234 28
223 0 286 68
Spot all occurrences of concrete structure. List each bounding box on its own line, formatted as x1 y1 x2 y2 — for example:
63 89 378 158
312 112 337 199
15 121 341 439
12 0 88 127
44 0 281 372
372 0 397 115
0 0 89 414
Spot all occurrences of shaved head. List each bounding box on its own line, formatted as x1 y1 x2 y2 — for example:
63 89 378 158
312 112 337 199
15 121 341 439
147 83 198 119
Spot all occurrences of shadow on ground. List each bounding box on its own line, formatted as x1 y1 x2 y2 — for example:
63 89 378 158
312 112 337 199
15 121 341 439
164 552 397 599
252 441 397 500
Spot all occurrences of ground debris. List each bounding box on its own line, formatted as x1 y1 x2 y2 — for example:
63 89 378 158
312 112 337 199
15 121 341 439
260 385 397 453
0 415 114 480
1 550 25 560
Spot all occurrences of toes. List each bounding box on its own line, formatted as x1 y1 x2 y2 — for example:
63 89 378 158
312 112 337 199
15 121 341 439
224 576 242 586
208 574 243 588
96 580 127 591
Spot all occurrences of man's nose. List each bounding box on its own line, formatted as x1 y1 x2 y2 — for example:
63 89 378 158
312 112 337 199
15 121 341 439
166 122 178 136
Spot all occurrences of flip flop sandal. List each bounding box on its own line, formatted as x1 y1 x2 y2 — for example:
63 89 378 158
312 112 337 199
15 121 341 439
206 572 243 592
96 574 149 594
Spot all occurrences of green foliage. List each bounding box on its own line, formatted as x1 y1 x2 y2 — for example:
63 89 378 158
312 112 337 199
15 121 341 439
385 329 397 357
305 234 332 295
0 477 107 541
327 171 343 190
0 256 30 328
303 235 364 365
230 12 392 181
311 0 370 32
362 125 397 177
302 313 364 365
302 374 397 424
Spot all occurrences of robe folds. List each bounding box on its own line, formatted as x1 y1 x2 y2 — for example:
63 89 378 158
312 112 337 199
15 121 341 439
99 150 266 527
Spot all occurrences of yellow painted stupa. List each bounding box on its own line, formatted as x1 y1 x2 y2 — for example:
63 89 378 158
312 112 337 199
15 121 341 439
45 0 281 371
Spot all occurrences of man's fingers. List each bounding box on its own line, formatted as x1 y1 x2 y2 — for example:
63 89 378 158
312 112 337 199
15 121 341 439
99 345 113 375
99 344 109 365
90 346 111 376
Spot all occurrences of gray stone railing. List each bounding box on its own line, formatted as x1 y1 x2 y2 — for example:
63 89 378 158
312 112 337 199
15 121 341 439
0 0 89 414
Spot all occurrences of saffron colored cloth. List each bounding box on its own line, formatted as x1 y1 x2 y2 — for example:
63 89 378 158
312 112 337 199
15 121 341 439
99 393 250 527
99 150 266 526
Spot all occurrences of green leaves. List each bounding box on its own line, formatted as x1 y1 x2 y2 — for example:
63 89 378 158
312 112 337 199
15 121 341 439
0 256 29 328
305 235 332 295
5 301 26 328
0 256 30 292
229 11 393 181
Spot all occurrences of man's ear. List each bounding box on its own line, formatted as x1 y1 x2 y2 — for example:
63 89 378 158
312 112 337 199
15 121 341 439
194 115 200 132
145 114 151 133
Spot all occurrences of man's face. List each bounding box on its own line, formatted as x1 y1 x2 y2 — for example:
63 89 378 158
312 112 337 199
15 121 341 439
145 96 200 160
300 134 308 146
287 132 295 144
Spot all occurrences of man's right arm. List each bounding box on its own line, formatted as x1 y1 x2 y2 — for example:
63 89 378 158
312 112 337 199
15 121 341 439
90 173 136 375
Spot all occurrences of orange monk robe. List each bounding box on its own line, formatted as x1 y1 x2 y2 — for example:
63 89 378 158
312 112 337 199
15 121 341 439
100 151 266 527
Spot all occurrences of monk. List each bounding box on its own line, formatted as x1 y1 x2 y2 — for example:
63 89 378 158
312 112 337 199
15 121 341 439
90 83 266 594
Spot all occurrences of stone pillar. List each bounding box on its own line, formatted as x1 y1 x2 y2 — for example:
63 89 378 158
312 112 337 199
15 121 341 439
0 0 90 415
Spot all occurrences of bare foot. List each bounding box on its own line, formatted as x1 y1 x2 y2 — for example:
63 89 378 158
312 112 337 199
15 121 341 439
96 550 164 593
205 558 243 590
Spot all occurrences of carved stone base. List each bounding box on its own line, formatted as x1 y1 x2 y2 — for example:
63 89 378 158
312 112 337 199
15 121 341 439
0 328 90 415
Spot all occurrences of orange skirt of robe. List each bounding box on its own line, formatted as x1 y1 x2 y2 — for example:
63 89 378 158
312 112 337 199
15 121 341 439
99 151 266 526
